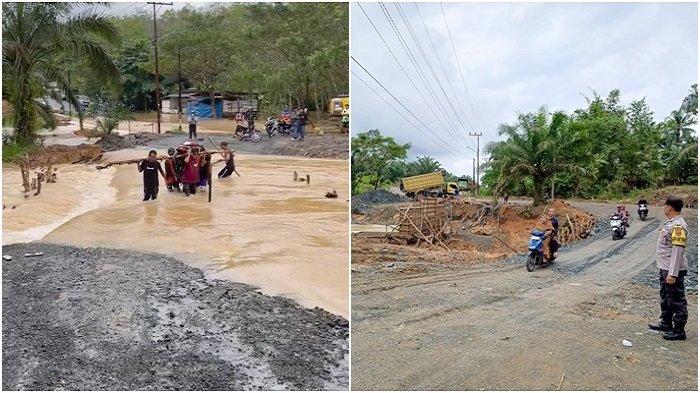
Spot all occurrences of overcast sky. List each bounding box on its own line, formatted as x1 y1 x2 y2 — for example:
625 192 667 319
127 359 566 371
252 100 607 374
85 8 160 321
350 2 698 177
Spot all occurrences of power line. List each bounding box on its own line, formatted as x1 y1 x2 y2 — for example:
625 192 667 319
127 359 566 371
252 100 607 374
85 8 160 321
441 2 482 132
377 3 466 147
356 2 469 152
415 2 477 150
353 70 472 159
393 2 475 148
352 57 474 156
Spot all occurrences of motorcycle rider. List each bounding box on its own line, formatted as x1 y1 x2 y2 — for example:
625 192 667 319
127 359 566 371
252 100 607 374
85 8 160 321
234 110 246 138
538 208 559 261
637 196 649 216
613 204 630 227
648 196 689 340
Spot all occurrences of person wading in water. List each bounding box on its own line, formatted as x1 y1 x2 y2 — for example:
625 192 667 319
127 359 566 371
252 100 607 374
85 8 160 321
138 150 166 201
181 147 201 196
217 141 239 178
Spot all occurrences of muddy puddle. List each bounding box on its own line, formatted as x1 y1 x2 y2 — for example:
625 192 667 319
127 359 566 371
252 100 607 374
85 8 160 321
2 149 349 316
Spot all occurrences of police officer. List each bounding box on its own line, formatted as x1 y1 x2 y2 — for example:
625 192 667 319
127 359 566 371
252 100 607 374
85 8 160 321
648 195 689 340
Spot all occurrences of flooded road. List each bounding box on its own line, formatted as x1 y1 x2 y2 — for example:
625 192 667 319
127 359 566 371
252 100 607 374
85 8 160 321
3 149 349 316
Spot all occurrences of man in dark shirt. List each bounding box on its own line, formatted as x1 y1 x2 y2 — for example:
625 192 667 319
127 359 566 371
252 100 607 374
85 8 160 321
138 150 166 201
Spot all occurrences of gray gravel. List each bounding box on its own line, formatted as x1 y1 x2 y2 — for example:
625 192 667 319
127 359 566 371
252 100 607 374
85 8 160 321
2 243 348 390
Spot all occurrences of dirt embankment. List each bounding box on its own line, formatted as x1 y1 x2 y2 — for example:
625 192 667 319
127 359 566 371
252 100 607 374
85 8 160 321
352 198 597 262
2 243 348 390
20 144 103 167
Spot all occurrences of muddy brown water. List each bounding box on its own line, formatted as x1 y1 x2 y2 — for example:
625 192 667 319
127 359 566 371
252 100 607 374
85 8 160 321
2 149 349 316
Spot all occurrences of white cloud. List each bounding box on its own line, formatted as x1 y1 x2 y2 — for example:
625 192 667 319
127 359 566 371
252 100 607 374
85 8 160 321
351 2 698 176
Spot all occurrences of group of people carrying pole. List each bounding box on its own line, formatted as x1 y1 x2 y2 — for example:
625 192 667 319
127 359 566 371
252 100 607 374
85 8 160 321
138 141 237 201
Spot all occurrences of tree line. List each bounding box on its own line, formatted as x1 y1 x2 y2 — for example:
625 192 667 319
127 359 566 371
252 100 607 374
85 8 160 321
483 86 697 204
351 129 470 195
2 2 348 145
352 86 696 202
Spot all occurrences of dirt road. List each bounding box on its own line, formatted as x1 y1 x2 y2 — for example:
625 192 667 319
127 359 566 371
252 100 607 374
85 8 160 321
2 243 348 390
351 202 697 390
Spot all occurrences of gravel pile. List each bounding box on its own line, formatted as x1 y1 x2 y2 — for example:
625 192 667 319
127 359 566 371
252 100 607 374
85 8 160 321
96 133 167 152
2 243 348 390
352 189 408 214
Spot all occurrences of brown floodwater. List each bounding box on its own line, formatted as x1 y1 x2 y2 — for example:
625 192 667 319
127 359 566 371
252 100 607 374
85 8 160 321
2 149 349 316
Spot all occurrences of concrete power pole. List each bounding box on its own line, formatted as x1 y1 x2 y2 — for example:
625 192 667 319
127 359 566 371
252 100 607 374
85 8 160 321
148 1 173 134
469 132 482 193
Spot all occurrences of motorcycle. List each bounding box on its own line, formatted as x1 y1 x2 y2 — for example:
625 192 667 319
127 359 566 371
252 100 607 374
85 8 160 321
637 204 648 221
526 229 554 272
265 116 278 138
610 213 627 240
235 110 262 143
265 116 293 137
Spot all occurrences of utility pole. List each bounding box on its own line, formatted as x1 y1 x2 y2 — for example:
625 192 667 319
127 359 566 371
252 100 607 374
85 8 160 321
469 132 482 193
472 157 476 192
148 1 173 134
177 47 182 131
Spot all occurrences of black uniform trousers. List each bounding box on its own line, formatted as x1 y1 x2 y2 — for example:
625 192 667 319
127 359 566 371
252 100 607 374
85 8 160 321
659 269 688 326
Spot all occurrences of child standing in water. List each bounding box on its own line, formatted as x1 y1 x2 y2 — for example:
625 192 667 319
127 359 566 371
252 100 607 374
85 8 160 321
138 150 166 201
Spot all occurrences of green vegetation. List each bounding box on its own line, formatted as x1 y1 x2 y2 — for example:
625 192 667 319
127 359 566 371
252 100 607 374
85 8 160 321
351 129 471 195
2 2 348 150
482 86 698 205
2 2 120 145
73 2 349 113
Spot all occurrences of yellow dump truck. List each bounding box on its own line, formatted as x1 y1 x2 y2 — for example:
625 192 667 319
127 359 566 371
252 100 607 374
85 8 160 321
400 172 461 198
328 95 349 116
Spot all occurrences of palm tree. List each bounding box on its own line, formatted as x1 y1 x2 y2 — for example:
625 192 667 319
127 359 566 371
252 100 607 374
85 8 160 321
486 107 588 206
664 109 696 145
2 2 120 144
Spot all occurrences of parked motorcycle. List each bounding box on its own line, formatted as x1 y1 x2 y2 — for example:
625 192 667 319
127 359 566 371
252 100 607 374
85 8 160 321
265 116 279 138
526 229 554 272
637 203 649 221
235 110 262 143
610 213 627 240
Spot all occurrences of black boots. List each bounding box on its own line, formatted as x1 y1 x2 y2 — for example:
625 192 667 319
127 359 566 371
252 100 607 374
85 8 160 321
663 322 687 341
648 321 673 332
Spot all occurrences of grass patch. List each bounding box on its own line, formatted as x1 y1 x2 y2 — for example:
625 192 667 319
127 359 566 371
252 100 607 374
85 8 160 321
2 141 35 162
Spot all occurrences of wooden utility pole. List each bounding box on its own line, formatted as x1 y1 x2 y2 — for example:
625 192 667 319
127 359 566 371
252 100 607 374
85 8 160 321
177 47 182 131
148 1 173 134
469 132 482 193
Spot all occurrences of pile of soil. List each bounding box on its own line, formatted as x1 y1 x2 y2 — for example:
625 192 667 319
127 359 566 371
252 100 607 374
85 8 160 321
22 144 103 167
352 189 408 214
96 133 168 152
469 199 597 253
2 243 348 390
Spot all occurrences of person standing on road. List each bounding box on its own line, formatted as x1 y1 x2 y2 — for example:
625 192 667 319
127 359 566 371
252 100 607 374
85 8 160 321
138 150 166 201
648 196 689 340
187 112 198 139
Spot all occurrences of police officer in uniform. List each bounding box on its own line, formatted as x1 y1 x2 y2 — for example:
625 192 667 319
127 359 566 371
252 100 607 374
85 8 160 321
648 196 689 340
